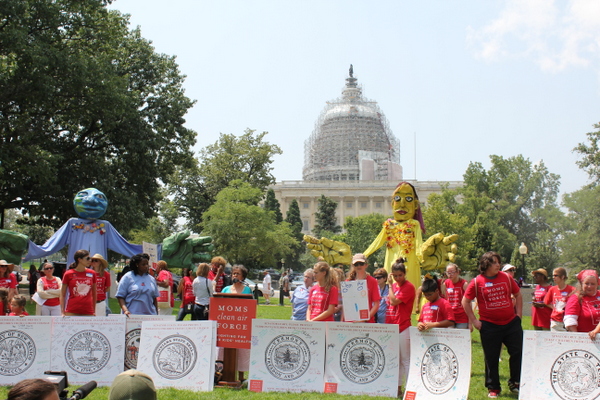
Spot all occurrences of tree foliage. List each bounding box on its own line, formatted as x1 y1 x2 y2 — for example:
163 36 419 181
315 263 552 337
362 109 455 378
340 213 387 271
171 129 282 232
313 195 341 237
128 198 181 245
0 0 196 232
574 122 600 183
202 181 295 268
264 189 283 223
283 199 305 270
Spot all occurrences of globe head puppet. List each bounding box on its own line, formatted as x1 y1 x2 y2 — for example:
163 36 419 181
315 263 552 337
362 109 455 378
73 188 108 219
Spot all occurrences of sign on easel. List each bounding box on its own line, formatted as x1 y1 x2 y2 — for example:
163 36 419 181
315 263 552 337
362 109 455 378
124 315 175 369
50 316 126 385
404 327 471 400
323 322 399 397
0 317 53 385
249 320 326 393
340 280 370 321
137 320 216 391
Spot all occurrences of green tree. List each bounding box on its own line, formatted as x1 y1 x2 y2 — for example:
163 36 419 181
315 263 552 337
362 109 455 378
172 129 282 232
264 189 283 223
342 213 387 272
574 122 600 183
0 1 196 232
313 195 341 237
284 199 305 271
202 181 296 267
128 198 180 245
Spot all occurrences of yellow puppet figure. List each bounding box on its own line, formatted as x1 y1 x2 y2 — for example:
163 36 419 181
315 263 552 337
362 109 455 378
363 182 425 290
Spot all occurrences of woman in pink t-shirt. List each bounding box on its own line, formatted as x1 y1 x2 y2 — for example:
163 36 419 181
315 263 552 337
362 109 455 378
60 249 97 316
385 258 415 394
565 270 600 337
307 262 338 322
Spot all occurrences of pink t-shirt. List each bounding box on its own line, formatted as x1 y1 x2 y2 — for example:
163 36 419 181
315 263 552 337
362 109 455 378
8 311 28 316
180 276 195 308
464 271 520 325
386 280 416 332
544 285 575 322
532 284 552 329
208 269 224 293
419 297 455 324
565 291 600 332
40 276 61 307
443 278 468 324
308 285 339 321
157 270 174 307
0 275 17 289
63 269 97 315
95 271 111 302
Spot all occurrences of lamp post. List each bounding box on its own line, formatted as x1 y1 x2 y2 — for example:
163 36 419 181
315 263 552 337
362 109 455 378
519 242 528 282
279 259 286 306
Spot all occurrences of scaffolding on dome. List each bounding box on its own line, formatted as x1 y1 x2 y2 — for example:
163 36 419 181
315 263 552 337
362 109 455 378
303 69 402 182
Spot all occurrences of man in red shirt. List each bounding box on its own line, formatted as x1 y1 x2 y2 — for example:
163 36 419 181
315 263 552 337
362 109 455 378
462 251 523 398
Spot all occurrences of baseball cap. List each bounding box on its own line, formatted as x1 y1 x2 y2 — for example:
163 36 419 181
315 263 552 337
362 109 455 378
352 254 367 264
108 370 156 400
502 264 516 272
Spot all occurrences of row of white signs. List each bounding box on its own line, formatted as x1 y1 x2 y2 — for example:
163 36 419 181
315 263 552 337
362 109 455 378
0 316 598 399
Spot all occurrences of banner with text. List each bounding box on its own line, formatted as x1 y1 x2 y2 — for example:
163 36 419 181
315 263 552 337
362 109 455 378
249 320 326 393
137 320 216 392
404 327 471 400
324 322 399 397
209 297 256 349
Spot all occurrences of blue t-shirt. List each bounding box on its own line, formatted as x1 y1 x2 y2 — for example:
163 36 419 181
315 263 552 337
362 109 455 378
116 271 159 315
376 284 389 323
291 284 311 320
222 285 252 294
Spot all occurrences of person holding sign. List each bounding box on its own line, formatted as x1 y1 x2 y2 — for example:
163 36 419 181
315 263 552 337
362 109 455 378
564 269 600 338
385 258 415 394
417 275 454 331
307 262 338 322
155 260 174 316
462 251 522 398
346 253 380 322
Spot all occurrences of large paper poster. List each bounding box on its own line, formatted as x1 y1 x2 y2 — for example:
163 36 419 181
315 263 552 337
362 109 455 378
50 316 126 385
249 320 326 393
323 322 399 397
340 280 370 322
404 327 471 400
520 331 600 400
0 316 53 385
137 320 216 391
124 315 175 369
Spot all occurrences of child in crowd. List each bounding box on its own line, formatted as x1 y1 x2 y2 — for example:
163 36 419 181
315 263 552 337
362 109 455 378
418 275 455 331
9 295 28 317
0 288 8 315
307 262 338 321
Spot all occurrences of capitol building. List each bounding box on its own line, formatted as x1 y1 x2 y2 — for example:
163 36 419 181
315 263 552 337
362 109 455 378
271 67 461 234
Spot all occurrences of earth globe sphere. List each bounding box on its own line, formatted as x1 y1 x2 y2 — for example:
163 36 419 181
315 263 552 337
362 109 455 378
73 188 108 219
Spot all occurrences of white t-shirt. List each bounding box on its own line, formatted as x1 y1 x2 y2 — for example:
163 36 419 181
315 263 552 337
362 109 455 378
263 274 271 290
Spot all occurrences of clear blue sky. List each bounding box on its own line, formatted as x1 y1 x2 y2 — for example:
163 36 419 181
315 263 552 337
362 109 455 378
109 0 600 197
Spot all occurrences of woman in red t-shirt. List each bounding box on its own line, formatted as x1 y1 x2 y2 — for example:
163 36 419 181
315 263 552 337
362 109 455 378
37 262 62 316
385 258 415 393
60 249 97 316
307 262 338 322
176 267 196 321
91 253 110 317
543 267 575 331
0 259 17 303
565 270 600 337
441 263 469 330
531 268 552 330
346 253 381 322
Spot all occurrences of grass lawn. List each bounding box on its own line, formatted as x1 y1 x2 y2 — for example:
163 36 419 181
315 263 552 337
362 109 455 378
10 298 529 400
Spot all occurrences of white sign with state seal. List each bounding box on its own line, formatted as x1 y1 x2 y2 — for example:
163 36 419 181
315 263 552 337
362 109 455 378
323 322 399 397
137 320 216 391
0 316 53 385
340 280 370 322
520 330 600 400
404 327 471 400
50 315 126 385
124 315 175 370
248 319 326 393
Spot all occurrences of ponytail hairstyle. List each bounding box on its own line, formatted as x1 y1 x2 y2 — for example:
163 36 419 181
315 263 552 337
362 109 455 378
314 261 336 292
421 273 439 293
391 258 407 274
73 249 90 267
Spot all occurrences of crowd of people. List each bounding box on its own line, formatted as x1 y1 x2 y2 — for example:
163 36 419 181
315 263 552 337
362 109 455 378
288 251 599 398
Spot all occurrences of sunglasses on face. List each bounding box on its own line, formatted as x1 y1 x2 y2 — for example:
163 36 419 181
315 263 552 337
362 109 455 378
84 257 91 261
44 267 54 271
374 275 385 279
91 259 99 262
353 262 366 266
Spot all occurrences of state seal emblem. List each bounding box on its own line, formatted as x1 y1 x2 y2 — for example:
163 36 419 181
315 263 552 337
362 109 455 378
265 334 310 381
551 350 600 400
420 343 459 394
152 335 197 379
0 330 36 376
340 336 385 384
65 330 111 374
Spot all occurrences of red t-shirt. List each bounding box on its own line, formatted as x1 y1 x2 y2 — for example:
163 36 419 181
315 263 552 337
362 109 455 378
386 280 415 332
157 270 174 307
0 275 17 289
41 276 61 307
443 278 468 324
95 271 111 302
8 311 28 316
419 297 455 324
544 285 575 322
308 285 339 321
464 271 520 325
532 284 552 328
208 268 224 293
63 269 97 315
565 291 600 332
180 276 195 307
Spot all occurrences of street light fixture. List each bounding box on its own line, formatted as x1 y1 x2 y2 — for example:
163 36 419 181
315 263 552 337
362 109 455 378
519 242 528 282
